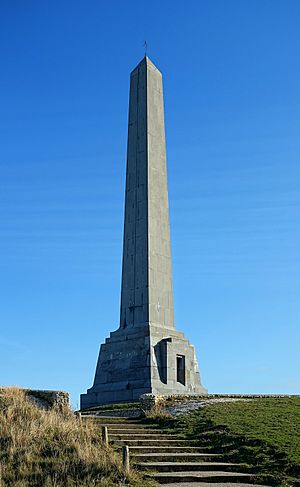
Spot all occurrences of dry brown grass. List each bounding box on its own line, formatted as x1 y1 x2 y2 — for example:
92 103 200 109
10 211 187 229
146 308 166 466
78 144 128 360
0 387 151 487
144 403 172 421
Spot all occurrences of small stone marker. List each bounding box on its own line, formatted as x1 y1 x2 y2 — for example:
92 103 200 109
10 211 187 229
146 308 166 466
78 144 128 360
101 426 108 446
122 445 130 473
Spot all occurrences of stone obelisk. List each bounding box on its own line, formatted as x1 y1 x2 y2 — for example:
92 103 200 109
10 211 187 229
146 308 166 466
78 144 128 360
81 57 207 408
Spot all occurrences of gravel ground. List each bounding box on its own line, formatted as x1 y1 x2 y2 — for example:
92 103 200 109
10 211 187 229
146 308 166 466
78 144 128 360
166 398 251 416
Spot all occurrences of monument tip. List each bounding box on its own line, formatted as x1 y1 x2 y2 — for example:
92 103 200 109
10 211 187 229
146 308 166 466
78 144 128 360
131 55 161 74
143 55 161 71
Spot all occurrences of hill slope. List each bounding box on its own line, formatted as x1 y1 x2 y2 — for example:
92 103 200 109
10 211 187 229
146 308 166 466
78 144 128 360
0 387 149 487
170 397 300 486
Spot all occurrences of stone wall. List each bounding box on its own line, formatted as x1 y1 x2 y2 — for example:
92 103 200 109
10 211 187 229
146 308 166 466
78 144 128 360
26 389 70 411
140 393 300 410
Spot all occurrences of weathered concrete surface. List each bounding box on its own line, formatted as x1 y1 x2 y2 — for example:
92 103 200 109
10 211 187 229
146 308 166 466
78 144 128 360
0 388 70 410
26 389 70 410
81 57 207 409
120 56 174 330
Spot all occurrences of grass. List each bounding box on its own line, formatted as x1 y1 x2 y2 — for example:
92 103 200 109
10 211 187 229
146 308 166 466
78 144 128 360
0 387 153 487
144 397 300 486
4 389 298 486
203 398 300 465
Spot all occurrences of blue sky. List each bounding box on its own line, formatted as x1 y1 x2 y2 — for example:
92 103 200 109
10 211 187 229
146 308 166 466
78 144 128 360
0 1 299 407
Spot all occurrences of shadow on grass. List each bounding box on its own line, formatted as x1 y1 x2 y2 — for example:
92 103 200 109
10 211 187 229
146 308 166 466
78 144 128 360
141 410 300 487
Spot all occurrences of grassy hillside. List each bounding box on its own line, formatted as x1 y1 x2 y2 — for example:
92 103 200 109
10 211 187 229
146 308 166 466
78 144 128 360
0 387 150 487
170 397 300 486
203 398 300 464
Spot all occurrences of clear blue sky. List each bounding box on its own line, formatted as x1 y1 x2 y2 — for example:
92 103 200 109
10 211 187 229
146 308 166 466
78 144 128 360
0 1 299 407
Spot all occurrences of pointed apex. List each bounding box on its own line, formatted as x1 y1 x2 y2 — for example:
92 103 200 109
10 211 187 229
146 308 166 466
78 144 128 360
145 55 160 70
131 56 161 75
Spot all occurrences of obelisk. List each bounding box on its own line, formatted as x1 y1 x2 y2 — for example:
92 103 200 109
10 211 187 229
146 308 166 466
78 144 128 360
81 57 207 408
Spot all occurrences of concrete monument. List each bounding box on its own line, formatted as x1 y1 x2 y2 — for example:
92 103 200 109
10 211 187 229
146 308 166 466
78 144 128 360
81 57 207 408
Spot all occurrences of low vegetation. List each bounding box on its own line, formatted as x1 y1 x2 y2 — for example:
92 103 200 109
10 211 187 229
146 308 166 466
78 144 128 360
145 397 300 486
202 398 300 465
3 388 298 486
0 387 150 487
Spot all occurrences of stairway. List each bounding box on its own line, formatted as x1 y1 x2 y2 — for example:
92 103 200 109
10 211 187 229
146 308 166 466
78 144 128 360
92 417 261 486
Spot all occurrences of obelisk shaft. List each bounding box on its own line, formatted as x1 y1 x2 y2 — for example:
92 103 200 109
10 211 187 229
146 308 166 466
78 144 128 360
80 56 207 409
120 57 174 330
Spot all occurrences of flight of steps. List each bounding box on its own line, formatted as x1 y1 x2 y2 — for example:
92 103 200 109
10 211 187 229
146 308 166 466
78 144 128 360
93 417 259 486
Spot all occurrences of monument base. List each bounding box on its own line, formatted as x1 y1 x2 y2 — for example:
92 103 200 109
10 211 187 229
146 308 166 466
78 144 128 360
80 324 207 409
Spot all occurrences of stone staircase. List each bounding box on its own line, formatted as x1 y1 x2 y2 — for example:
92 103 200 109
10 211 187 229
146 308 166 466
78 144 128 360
92 417 261 486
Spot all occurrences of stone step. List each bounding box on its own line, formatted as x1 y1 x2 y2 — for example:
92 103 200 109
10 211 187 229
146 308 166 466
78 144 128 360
132 453 221 462
159 484 262 487
97 425 160 433
137 461 241 472
88 416 143 422
118 446 211 454
101 423 162 428
106 428 165 434
99 422 157 427
109 433 179 440
146 471 254 484
111 439 198 446
94 415 145 428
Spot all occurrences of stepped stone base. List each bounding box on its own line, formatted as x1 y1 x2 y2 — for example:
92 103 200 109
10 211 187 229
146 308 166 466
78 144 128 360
80 323 207 409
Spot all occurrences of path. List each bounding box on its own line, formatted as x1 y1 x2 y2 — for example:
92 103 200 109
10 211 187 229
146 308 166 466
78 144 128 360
87 416 269 486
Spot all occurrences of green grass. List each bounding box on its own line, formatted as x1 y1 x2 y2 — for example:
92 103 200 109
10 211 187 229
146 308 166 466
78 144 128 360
203 398 300 464
145 397 300 486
